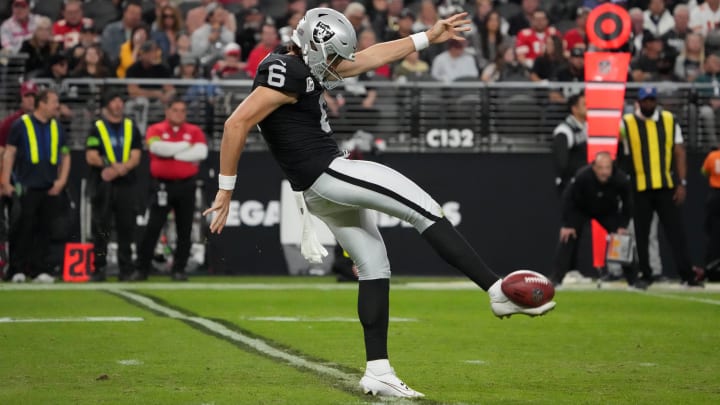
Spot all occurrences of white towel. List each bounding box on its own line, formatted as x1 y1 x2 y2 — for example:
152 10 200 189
293 192 328 264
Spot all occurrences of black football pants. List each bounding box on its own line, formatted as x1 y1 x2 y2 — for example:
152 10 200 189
91 180 137 277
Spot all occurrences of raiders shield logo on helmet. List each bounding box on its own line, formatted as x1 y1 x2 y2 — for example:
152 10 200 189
313 21 335 43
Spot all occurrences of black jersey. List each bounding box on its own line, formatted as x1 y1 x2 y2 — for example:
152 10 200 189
253 52 342 191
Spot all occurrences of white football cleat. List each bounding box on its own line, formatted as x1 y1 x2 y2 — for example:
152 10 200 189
488 279 556 319
32 273 55 284
359 368 425 398
11 273 26 283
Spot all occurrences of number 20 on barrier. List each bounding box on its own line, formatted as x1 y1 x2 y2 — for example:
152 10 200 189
63 243 94 282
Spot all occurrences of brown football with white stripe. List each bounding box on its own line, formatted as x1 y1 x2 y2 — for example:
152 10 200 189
501 270 555 308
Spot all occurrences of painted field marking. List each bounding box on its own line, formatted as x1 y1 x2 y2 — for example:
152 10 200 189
243 316 417 322
644 292 720 306
117 359 143 366
0 316 144 323
111 290 361 392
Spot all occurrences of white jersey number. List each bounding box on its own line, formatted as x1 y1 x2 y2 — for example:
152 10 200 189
268 64 286 87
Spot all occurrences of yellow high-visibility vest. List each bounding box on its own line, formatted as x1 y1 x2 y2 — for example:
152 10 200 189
95 118 133 163
622 111 676 191
20 114 58 165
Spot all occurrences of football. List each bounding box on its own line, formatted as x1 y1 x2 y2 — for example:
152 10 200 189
501 270 555 308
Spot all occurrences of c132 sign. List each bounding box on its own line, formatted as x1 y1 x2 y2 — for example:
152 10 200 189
425 129 474 148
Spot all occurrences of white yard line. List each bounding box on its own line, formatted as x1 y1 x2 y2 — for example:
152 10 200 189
0 316 144 323
242 316 417 322
643 292 720 306
111 290 360 391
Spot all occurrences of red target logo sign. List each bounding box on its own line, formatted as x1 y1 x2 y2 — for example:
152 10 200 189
586 3 631 50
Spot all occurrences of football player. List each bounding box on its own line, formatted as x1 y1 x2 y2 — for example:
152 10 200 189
204 8 556 398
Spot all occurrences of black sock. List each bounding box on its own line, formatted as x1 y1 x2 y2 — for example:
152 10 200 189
358 279 389 361
421 218 499 290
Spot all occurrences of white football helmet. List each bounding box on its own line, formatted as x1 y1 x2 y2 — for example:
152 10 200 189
292 8 357 89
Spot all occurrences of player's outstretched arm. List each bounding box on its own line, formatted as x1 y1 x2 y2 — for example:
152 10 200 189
336 12 470 79
204 86 295 234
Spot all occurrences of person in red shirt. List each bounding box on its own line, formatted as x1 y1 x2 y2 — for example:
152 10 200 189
244 22 278 78
562 7 589 55
133 98 208 281
52 0 93 50
0 80 37 278
515 9 558 66
702 148 720 272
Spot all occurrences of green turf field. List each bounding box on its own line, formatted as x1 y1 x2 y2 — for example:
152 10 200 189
1 277 718 404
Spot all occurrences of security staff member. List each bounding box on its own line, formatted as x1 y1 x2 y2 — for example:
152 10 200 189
618 86 701 287
550 152 635 286
85 92 143 282
702 148 720 275
133 98 207 281
552 92 587 194
0 89 71 282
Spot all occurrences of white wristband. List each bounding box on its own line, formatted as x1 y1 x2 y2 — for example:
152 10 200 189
410 32 429 51
218 174 236 190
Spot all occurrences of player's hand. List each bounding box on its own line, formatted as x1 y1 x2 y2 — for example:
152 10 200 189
673 184 686 205
425 12 471 45
47 180 65 196
616 227 629 235
559 227 577 243
204 189 233 234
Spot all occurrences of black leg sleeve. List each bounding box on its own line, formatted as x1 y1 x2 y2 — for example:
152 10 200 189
421 218 499 290
358 279 389 361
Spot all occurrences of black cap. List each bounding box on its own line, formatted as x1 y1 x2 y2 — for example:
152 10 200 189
48 53 68 66
399 8 415 20
101 90 125 107
139 39 157 53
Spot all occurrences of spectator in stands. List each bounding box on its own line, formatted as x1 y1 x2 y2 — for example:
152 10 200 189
142 0 169 29
83 0 121 32
345 2 369 37
413 0 439 33
71 44 111 78
19 16 59 77
167 32 192 75
431 38 479 82
278 11 303 46
330 0 352 13
472 0 508 35
52 0 92 50
0 81 37 274
664 4 691 54
0 89 71 283
631 32 665 82
126 40 175 104
617 86 702 288
674 33 704 82
133 98 208 282
85 91 143 282
531 36 565 82
508 0 538 36
235 6 263 61
192 3 235 67
383 7 414 42
393 50 430 81
116 25 153 79
244 22 278 78
101 1 143 67
629 8 645 56
690 0 720 37
643 0 674 37
187 0 237 35
36 53 75 120
481 45 530 82
550 152 635 287
68 25 101 70
552 92 587 195
695 53 720 146
472 10 512 70
276 0 306 31
563 7 589 54
0 0 39 54
151 4 183 63
211 42 247 78
549 47 585 103
515 9 558 67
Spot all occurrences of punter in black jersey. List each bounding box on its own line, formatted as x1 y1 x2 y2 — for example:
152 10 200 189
203 8 556 398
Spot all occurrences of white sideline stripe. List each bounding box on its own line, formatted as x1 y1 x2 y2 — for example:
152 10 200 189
112 290 359 389
644 292 720 306
0 316 144 323
243 316 417 322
